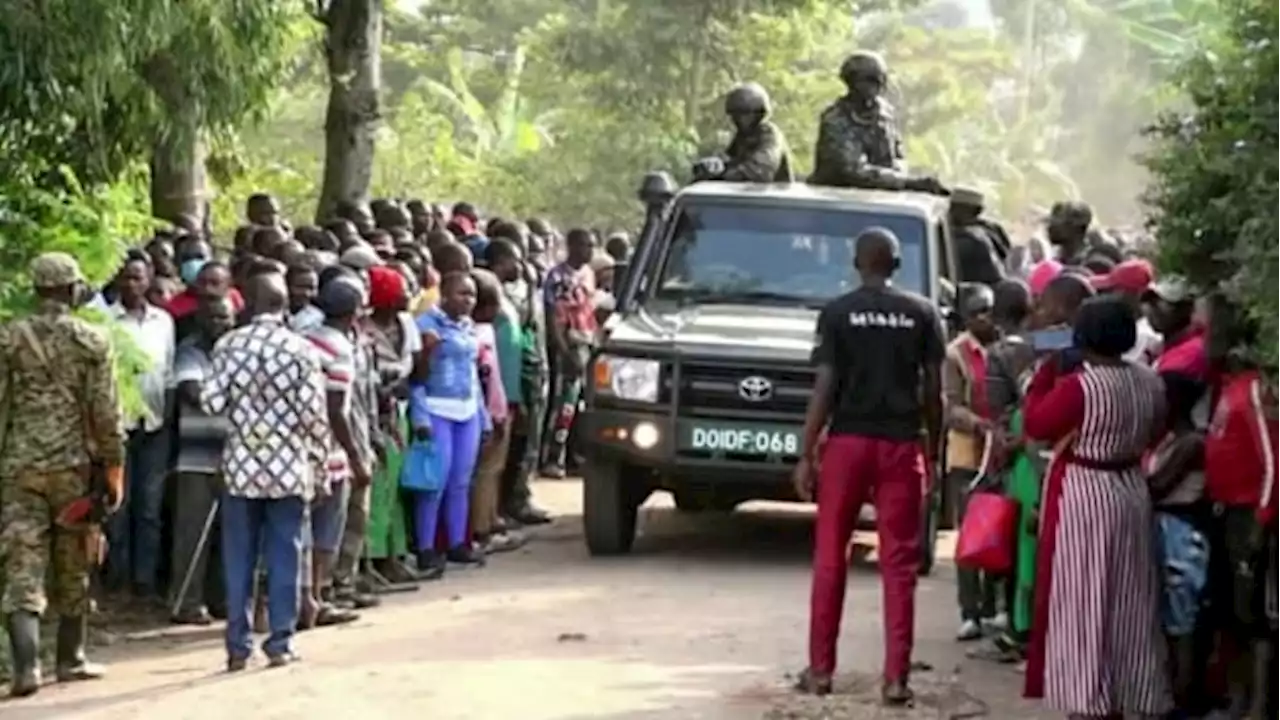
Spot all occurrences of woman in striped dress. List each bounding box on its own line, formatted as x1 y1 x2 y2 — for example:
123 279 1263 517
1022 297 1172 718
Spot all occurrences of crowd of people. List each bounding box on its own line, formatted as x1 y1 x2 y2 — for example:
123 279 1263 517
1 181 1275 719
793 197 1277 719
1 194 632 694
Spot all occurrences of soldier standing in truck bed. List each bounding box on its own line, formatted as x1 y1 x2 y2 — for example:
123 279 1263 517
692 82 794 183
810 51 946 195
0 252 126 698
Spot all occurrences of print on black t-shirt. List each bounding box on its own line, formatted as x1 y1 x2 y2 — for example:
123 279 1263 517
811 285 946 441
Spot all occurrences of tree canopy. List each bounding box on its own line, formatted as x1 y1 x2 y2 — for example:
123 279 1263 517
1142 0 1278 366
222 0 1228 234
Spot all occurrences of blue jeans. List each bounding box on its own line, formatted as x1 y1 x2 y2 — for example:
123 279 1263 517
220 494 305 660
106 427 169 593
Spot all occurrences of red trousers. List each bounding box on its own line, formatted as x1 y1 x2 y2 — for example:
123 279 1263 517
808 433 924 682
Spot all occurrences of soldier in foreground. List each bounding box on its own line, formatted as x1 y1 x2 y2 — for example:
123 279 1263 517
692 82 794 183
0 252 126 698
809 51 946 194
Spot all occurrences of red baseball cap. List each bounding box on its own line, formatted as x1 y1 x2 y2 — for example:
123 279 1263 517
1091 258 1154 293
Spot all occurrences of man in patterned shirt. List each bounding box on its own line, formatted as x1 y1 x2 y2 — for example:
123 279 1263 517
201 271 329 671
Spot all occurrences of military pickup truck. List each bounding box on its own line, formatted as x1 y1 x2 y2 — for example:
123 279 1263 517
580 174 958 573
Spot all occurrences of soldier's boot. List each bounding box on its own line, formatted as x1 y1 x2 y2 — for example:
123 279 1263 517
6 610 43 697
54 615 105 683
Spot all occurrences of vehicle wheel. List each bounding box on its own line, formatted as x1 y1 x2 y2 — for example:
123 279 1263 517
918 487 941 577
583 458 639 556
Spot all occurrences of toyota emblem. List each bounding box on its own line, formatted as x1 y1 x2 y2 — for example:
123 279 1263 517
738 375 774 402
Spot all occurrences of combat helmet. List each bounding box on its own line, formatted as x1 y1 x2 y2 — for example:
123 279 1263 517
838 51 888 88
724 82 772 116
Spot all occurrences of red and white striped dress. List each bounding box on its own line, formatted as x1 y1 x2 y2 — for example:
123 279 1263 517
1022 360 1172 717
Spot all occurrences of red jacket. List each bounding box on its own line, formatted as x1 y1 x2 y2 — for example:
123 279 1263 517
165 287 244 320
1204 369 1278 525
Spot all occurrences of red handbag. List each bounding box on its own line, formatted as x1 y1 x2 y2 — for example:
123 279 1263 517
955 491 1018 574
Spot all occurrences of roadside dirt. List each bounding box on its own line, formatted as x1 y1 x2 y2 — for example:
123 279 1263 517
2 480 1052 720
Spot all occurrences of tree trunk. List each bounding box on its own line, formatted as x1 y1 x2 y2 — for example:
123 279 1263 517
316 0 383 224
150 130 209 228
143 50 209 229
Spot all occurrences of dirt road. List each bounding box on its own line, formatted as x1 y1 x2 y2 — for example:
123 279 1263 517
4 480 1051 720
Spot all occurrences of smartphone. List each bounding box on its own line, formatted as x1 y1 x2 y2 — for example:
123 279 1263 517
1029 327 1074 352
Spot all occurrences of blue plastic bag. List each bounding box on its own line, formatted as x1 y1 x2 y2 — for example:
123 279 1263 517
400 439 443 493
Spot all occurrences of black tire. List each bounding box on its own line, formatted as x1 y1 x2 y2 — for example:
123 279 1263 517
583 458 638 556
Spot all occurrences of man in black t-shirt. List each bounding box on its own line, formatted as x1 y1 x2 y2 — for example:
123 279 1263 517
793 227 946 706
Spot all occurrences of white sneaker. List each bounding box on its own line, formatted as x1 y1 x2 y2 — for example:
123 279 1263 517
956 619 982 641
984 612 1009 632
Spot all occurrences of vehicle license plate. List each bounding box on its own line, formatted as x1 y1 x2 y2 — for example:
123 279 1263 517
679 422 801 456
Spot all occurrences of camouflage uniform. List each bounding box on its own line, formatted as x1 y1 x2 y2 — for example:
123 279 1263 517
949 187 1008 286
810 51 944 193
695 82 794 183
810 94 909 189
722 120 794 183
1 252 124 696
0 255 124 617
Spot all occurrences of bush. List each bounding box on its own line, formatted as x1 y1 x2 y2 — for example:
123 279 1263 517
1142 0 1279 366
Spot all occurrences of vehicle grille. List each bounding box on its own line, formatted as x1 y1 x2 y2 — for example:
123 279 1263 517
677 361 814 417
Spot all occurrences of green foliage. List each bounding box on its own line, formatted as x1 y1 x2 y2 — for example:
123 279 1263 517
0 168 153 319
0 165 155 418
1143 0 1279 366
0 0 310 187
229 0 1201 232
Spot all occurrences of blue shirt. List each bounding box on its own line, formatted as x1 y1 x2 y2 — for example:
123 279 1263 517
410 306 490 430
464 234 490 262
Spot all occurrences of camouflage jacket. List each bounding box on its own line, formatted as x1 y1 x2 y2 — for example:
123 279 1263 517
0 300 126 478
809 96 907 189
723 120 794 183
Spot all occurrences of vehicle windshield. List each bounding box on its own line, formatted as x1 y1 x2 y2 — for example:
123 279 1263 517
652 201 929 308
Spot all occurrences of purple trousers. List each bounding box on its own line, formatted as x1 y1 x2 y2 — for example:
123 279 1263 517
413 411 484 550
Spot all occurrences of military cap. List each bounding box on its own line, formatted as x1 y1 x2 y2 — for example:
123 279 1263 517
30 251 85 288
1048 201 1093 229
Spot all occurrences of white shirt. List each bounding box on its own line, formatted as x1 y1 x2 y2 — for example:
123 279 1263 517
109 301 175 433
1125 317 1162 365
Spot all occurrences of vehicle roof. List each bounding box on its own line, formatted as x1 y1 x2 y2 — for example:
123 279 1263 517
674 181 949 218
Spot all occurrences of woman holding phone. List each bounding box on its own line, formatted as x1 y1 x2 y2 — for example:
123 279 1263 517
1021 296 1172 718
